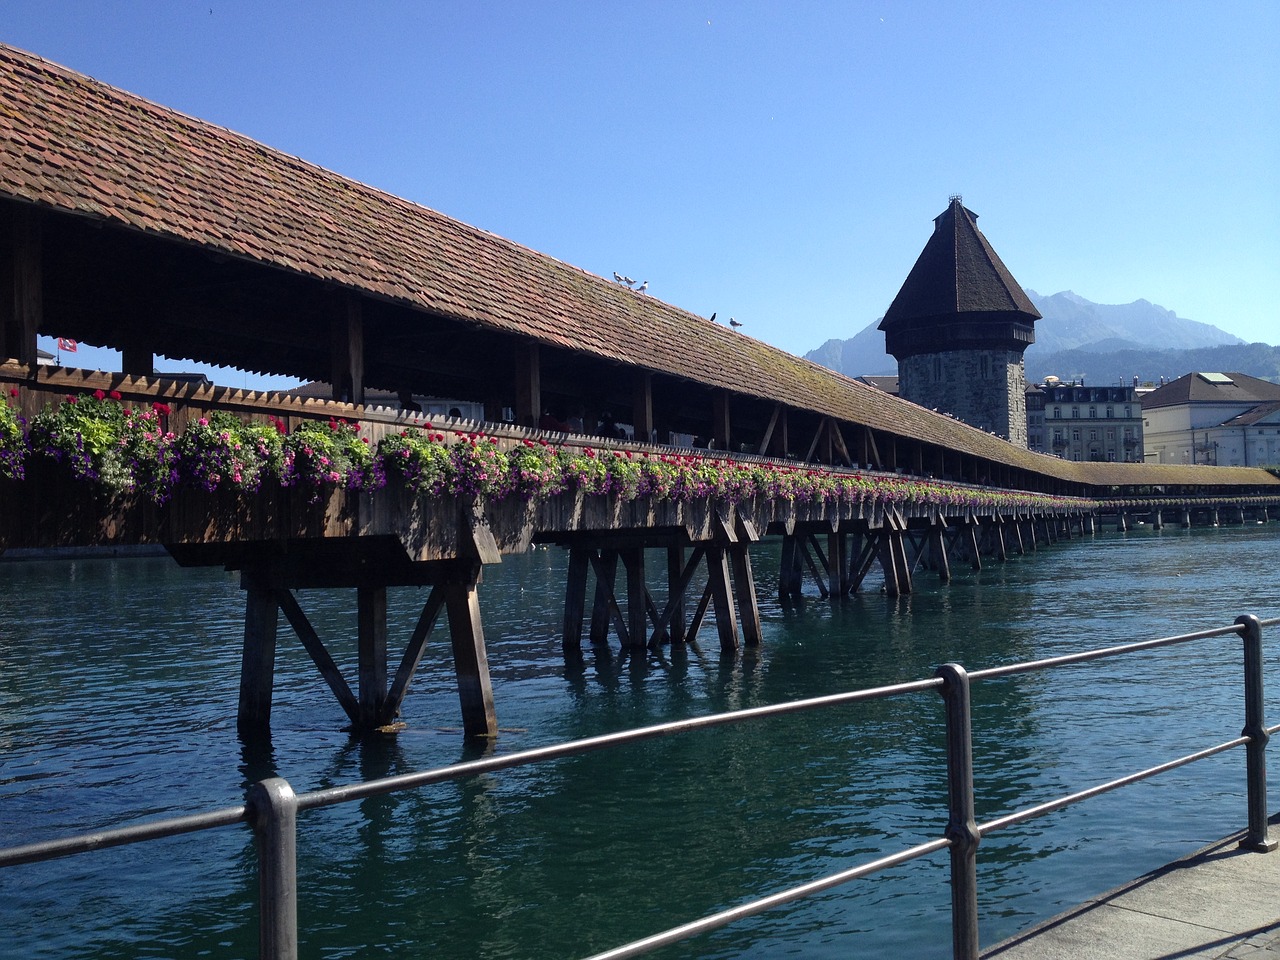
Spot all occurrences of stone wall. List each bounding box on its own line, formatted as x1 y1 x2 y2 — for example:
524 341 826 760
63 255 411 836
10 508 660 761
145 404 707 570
899 348 1028 447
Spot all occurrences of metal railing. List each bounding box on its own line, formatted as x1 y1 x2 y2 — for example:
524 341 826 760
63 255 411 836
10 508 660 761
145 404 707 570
2 614 1278 959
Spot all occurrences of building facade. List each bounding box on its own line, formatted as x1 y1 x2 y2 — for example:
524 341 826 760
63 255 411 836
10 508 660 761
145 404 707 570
1142 372 1280 466
1041 383 1144 462
879 197 1040 447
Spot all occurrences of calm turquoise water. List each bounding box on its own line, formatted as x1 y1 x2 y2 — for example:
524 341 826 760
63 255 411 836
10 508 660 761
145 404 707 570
2 524 1279 959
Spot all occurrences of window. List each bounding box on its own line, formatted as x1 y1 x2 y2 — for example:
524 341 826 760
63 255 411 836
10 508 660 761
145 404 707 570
1071 406 1080 418
1124 405 1132 418
1089 406 1097 418
1106 406 1114 418
1106 428 1116 440
1090 430 1099 441
1053 407 1061 418
1072 429 1081 441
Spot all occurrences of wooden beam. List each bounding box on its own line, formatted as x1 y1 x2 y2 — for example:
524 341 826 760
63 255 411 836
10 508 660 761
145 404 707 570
562 547 590 653
729 543 763 647
804 418 825 463
757 404 781 455
515 341 541 428
9 208 40 365
830 421 853 467
276 589 361 726
381 586 446 724
330 294 365 403
864 427 883 469
705 543 739 652
712 390 731 450
632 371 654 442
121 345 153 377
357 585 388 728
589 549 619 645
443 573 499 738
238 572 279 734
621 546 647 650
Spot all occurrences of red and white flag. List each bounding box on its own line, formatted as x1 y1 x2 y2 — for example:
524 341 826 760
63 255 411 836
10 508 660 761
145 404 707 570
56 338 78 352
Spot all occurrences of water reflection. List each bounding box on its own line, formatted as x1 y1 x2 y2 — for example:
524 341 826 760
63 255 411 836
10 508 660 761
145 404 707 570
0 525 1277 958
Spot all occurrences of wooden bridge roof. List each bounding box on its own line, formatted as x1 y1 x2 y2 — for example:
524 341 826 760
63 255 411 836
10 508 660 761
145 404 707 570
1 44 1276 495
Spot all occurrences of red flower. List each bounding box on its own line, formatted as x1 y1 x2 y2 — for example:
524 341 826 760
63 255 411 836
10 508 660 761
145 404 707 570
7 388 16 397
109 390 122 401
65 395 77 404
152 402 171 416
93 389 106 401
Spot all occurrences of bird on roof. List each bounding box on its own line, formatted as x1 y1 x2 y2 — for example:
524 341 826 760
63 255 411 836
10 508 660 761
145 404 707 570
709 312 717 323
636 281 648 294
729 318 742 328
613 271 624 283
621 275 635 286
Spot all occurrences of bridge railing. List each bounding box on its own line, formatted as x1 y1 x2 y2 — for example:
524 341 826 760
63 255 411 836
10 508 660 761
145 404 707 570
2 614 1279 959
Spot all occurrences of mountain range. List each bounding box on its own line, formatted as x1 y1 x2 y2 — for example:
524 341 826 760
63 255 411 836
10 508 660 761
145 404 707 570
804 291 1280 386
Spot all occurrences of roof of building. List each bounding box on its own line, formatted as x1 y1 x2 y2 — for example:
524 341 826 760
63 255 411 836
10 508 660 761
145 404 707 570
879 197 1041 329
1141 372 1280 410
856 375 900 394
1220 400 1280 428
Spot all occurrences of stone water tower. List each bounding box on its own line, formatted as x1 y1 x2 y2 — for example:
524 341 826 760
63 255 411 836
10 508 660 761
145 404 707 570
879 197 1040 446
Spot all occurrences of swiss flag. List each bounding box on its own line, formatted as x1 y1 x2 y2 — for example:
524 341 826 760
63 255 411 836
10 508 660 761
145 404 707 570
56 338 78 352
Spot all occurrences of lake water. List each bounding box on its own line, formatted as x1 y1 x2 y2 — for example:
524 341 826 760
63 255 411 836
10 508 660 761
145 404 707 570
1 523 1279 959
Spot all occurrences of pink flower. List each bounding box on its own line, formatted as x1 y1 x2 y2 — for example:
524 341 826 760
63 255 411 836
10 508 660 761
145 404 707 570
93 389 106 401
109 390 122 401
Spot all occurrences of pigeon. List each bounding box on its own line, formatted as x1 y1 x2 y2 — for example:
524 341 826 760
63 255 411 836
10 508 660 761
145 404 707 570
729 318 742 328
636 281 648 295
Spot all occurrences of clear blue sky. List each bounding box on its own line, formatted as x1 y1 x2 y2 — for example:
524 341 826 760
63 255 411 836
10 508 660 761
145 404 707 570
3 1 1277 386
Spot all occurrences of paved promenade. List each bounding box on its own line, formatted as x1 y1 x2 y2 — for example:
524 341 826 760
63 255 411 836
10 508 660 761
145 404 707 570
983 827 1280 959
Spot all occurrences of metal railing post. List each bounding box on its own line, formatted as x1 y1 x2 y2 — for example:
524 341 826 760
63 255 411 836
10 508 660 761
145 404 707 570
247 777 299 960
1236 616 1277 852
936 662 980 960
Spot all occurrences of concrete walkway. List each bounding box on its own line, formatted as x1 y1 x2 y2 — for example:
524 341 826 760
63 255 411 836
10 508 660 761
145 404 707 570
983 829 1280 959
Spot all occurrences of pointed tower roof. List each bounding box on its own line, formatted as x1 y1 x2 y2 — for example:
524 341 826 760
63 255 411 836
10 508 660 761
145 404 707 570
879 197 1040 360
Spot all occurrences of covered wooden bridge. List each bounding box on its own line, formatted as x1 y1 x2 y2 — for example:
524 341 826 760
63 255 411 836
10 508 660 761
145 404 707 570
3 43 1278 738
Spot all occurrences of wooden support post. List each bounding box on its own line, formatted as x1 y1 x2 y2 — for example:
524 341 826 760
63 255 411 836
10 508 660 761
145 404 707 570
827 531 845 598
705 543 739 652
965 520 982 571
931 521 951 582
778 534 804 601
515 341 541 428
121 345 153 378
712 390 731 450
800 536 830 599
330 295 365 404
632 371 654 443
621 546 647 650
1009 516 1025 556
7 208 41 365
276 590 360 726
1117 511 1128 533
666 545 687 644
758 404 780 456
877 529 901 596
381 587 446 725
992 519 1007 562
729 542 763 647
590 549 618 645
443 572 499 739
563 547 591 653
1152 509 1163 530
239 572 279 735
1181 508 1191 528
357 586 388 729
